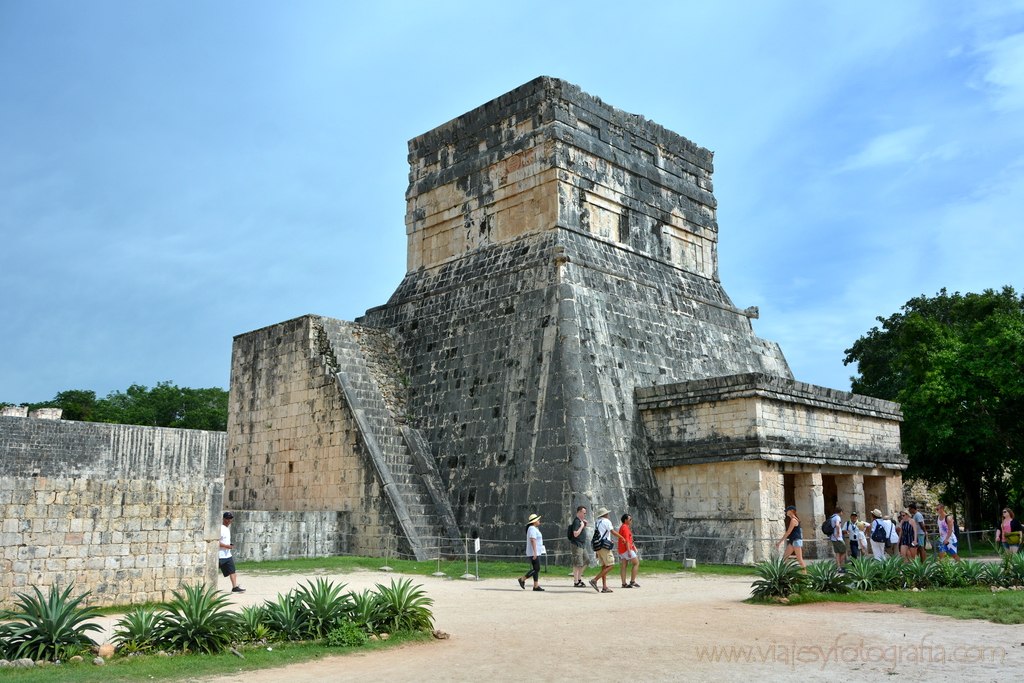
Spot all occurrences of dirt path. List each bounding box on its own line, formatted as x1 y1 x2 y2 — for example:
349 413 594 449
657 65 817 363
97 569 1023 682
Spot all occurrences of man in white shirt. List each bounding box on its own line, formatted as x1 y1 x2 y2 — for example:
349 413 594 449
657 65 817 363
829 507 847 570
219 511 245 593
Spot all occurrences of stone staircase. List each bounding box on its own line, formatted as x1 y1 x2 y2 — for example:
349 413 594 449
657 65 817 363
317 319 461 560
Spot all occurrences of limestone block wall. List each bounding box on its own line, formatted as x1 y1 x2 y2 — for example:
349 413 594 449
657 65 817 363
225 315 403 558
0 416 225 607
227 510 351 562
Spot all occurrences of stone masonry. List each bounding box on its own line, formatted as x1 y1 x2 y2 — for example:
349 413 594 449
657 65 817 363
227 77 906 561
0 414 225 607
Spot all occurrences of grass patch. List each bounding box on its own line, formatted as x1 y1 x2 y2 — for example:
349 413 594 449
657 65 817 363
240 555 755 579
767 588 1024 624
0 631 431 682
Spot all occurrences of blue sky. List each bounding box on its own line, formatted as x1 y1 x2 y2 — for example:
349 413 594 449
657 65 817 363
2 1 1022 404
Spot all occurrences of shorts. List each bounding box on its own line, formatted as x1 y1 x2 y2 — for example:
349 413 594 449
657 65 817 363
786 539 803 548
218 557 236 577
831 540 847 554
619 549 637 561
596 548 615 567
570 544 588 568
917 533 926 546
939 541 958 556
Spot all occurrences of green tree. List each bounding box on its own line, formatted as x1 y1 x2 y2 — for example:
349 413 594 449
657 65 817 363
844 287 1024 529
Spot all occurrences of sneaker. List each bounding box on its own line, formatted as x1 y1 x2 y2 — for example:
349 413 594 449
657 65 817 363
588 579 600 593
601 587 614 593
518 577 526 590
533 586 545 592
629 581 641 588
231 586 246 593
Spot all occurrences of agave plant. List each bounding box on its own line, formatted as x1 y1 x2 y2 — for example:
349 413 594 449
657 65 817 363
0 620 15 660
347 589 383 634
3 584 103 661
373 578 435 633
959 560 989 587
844 557 880 591
804 562 848 594
112 605 167 654
160 583 238 654
900 558 936 589
876 556 906 590
980 561 1005 588
749 556 805 599
262 591 310 641
1002 553 1024 586
294 578 352 639
235 604 271 643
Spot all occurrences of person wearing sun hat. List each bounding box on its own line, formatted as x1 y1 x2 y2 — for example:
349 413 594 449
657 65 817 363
517 513 546 592
588 507 623 593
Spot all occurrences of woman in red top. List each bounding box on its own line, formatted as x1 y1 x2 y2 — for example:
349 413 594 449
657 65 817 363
618 513 640 588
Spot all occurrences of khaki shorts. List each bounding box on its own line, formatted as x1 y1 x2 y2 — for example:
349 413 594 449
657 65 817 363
831 540 847 554
596 548 615 567
570 544 588 568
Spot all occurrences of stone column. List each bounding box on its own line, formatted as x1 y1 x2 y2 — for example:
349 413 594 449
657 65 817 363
835 474 861 517
794 472 823 558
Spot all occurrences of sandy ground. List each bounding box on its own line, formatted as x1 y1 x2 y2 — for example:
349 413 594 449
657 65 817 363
93 567 1024 682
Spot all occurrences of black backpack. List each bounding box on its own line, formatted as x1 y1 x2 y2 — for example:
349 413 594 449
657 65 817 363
870 521 888 543
591 524 611 551
566 521 576 543
820 517 835 537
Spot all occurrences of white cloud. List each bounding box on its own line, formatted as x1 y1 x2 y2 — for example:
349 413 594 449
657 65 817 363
837 126 932 172
976 32 1024 111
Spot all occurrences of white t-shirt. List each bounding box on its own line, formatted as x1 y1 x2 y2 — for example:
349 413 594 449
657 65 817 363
595 517 613 547
219 524 232 560
829 514 843 541
525 525 543 557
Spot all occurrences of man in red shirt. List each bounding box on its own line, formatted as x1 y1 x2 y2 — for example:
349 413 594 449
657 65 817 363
618 513 640 588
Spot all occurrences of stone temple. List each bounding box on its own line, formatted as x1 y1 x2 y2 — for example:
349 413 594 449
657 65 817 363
225 77 906 563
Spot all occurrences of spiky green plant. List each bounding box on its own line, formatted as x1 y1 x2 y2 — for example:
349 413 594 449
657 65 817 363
877 555 906 590
959 560 989 587
2 584 102 661
900 558 936 589
294 578 352 639
0 619 18 659
980 561 1005 588
844 557 881 591
749 556 805 599
112 605 167 654
159 583 238 654
262 591 309 641
234 604 271 643
1002 553 1024 586
372 578 435 633
346 589 383 634
804 562 848 593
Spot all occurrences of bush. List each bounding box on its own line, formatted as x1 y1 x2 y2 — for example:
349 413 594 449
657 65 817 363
750 557 805 599
844 557 880 591
933 560 967 588
347 589 383 634
1002 553 1024 586
294 578 352 639
326 620 368 648
373 578 435 633
959 560 989 587
112 605 167 654
877 556 905 590
804 562 848 593
1 584 102 661
160 583 238 654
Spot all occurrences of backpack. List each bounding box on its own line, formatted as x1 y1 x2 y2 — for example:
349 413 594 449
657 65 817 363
591 523 611 551
888 520 900 545
820 517 835 537
870 521 887 543
566 520 578 543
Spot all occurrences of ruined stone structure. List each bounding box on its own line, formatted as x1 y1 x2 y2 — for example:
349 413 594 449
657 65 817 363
227 77 906 562
0 412 225 607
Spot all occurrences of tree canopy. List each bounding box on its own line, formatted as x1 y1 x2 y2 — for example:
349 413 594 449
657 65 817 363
844 286 1024 529
5 382 228 432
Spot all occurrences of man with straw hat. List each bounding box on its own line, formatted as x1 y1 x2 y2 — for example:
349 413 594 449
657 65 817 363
588 507 622 593
517 513 546 591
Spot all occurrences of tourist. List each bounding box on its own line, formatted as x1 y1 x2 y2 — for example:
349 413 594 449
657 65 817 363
996 508 1022 554
518 513 546 591
589 507 621 593
776 505 806 569
219 512 245 593
843 512 864 560
935 503 960 562
568 505 590 587
868 509 891 561
899 511 918 561
909 502 928 560
829 507 846 570
618 513 641 588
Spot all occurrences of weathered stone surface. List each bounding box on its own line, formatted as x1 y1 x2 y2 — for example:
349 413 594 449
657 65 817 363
0 416 225 607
